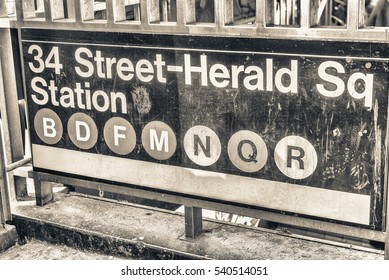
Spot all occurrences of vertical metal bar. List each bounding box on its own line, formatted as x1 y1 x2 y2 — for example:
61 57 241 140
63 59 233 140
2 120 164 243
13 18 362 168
317 0 327 23
384 93 389 260
280 0 285 25
73 0 83 22
215 0 222 26
45 0 65 21
300 0 318 29
300 0 308 28
105 0 115 24
21 0 37 19
64 0 74 19
384 187 389 260
255 0 266 27
386 181 389 259
184 206 203 238
140 0 148 25
175 0 184 26
323 0 330 25
265 0 273 25
161 0 167 21
358 0 366 28
186 0 196 23
385 174 389 260
113 0 126 22
0 0 7 18
0 123 11 224
224 0 234 25
0 58 12 224
134 3 140 20
347 0 363 30
80 0 95 21
14 0 23 21
149 0 160 23
43 0 53 21
169 0 176 21
36 0 45 10
311 0 320 26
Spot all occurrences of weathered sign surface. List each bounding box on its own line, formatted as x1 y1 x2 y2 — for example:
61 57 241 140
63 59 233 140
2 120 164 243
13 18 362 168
22 29 388 229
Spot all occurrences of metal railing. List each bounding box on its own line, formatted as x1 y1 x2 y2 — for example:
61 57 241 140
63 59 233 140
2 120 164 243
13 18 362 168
0 52 31 225
0 0 387 42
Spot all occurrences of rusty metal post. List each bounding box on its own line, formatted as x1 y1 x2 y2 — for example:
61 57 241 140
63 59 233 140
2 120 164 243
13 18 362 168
184 206 203 238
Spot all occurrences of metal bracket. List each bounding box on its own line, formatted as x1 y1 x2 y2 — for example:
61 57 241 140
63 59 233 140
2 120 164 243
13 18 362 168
184 206 203 239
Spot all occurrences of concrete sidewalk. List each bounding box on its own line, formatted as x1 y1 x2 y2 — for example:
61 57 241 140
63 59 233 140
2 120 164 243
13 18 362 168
2 190 385 260
0 238 123 260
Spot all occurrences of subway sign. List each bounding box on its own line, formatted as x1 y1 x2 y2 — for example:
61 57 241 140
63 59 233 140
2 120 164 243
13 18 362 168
22 29 389 230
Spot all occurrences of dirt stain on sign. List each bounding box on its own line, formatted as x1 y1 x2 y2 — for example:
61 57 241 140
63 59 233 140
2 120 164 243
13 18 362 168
131 86 152 117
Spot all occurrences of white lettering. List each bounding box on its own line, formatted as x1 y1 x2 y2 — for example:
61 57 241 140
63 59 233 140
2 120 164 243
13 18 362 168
275 60 298 93
150 129 169 152
114 125 126 146
266 59 274 91
316 61 345 98
347 72 374 108
244 66 264 91
136 59 154 82
31 77 49 105
110 92 127 114
75 47 94 78
231 65 244 88
42 117 56 138
209 64 230 88
76 121 90 142
117 58 135 81
154 54 167 83
94 50 105 78
184 54 208 86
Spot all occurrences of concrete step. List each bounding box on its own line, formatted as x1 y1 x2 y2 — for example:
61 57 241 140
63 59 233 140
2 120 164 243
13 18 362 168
0 225 18 253
7 192 385 260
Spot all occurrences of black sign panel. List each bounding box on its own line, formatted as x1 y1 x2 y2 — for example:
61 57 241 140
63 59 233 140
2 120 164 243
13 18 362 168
22 29 389 229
